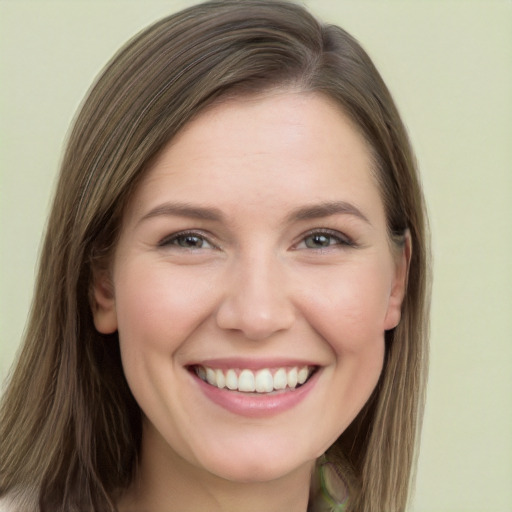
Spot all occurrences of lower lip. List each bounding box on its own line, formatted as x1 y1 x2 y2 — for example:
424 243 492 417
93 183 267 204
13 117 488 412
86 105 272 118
190 369 320 418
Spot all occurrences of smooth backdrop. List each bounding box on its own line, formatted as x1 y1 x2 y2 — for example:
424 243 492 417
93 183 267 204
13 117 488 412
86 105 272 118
1 1 511 511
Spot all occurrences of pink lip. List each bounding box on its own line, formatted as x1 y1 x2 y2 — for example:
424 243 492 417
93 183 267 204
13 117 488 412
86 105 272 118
189 365 320 418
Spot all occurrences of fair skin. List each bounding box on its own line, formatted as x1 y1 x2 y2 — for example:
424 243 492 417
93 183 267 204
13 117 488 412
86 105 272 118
93 91 409 512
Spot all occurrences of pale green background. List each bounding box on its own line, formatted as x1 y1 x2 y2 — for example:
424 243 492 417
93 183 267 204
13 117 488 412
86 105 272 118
1 1 511 511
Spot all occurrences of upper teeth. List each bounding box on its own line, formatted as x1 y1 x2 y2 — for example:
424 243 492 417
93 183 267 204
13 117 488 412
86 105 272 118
195 366 312 393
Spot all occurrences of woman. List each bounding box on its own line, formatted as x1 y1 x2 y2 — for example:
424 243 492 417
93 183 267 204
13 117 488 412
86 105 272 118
0 1 430 511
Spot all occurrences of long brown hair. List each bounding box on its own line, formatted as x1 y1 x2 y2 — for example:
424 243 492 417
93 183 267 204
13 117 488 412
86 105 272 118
0 2 430 511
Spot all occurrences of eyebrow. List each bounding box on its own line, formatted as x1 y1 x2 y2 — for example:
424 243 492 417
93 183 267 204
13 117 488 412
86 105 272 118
285 201 371 225
139 202 224 223
138 200 370 225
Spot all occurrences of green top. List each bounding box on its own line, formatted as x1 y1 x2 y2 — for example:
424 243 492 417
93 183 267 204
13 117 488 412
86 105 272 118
309 457 349 512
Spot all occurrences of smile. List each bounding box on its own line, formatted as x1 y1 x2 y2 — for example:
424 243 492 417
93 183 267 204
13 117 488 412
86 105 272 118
193 365 316 393
188 362 321 418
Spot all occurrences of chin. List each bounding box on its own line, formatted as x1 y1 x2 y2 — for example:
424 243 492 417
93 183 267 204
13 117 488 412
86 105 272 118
197 445 317 484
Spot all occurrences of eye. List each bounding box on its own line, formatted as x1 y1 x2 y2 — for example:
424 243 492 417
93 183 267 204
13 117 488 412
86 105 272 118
295 230 353 250
158 231 215 250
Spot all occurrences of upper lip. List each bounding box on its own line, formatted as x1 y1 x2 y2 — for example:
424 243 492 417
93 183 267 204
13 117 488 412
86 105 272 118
187 357 320 371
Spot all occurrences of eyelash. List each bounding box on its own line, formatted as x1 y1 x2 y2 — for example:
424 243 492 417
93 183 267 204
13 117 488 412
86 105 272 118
158 229 355 251
158 230 217 250
293 229 355 250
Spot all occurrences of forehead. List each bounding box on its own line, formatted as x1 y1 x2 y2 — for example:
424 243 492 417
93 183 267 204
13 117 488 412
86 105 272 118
126 91 383 225
162 90 372 170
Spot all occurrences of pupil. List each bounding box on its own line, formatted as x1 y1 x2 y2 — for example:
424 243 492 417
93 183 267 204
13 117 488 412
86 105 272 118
180 235 202 248
308 234 329 248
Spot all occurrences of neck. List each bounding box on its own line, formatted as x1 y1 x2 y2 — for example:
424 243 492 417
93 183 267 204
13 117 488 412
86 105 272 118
117 422 315 512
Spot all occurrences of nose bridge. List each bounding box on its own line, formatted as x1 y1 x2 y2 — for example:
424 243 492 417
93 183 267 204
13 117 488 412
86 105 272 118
215 248 294 340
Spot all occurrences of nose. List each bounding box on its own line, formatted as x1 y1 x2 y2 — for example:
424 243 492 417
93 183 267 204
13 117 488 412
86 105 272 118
215 252 295 341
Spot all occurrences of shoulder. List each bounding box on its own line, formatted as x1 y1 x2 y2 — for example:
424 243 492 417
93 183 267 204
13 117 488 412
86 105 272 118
0 495 16 512
0 494 15 512
0 489 37 512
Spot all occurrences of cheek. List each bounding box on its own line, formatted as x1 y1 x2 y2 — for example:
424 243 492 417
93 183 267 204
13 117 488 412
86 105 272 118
299 261 392 355
113 261 218 359
112 261 222 424
292 263 390 445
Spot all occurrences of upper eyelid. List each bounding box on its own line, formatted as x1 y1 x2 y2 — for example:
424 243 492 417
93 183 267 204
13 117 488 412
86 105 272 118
157 227 354 249
296 228 354 245
158 229 217 248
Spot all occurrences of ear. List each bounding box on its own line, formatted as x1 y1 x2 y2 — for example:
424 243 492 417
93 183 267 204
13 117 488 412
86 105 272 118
91 268 118 334
383 230 412 330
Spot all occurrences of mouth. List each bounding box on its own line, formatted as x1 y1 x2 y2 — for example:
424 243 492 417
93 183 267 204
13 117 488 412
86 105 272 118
189 364 318 394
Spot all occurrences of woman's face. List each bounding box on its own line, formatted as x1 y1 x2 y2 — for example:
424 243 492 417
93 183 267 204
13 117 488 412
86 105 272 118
93 92 408 484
